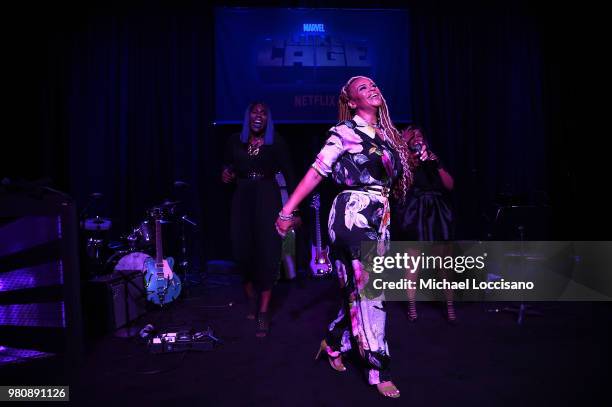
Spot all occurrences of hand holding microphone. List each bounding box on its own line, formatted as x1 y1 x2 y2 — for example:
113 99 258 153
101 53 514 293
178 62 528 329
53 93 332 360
409 142 440 167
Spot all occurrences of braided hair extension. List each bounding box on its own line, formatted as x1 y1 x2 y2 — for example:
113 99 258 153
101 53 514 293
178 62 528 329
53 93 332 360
338 76 412 201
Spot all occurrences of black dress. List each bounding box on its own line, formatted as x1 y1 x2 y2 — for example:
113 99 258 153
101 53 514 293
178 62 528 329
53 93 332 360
392 160 454 241
224 132 295 291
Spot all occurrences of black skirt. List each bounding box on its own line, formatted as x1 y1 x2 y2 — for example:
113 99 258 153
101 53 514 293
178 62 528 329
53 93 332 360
230 178 282 290
393 190 454 241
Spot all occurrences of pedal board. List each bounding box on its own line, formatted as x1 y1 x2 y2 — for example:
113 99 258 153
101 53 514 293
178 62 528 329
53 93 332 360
148 328 220 353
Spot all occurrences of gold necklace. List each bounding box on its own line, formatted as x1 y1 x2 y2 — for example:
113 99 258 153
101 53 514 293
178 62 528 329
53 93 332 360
247 137 263 156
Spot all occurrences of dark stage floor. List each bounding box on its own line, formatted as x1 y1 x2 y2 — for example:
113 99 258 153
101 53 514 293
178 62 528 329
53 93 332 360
2 272 611 406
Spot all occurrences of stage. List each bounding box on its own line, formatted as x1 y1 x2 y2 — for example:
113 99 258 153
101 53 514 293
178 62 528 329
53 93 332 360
2 2 608 404
4 272 608 405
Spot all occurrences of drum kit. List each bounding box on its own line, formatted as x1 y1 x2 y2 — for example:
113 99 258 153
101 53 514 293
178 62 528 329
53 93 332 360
80 193 197 280
81 215 113 264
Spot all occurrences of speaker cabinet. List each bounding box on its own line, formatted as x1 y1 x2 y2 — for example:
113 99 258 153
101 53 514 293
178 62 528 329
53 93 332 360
84 270 146 338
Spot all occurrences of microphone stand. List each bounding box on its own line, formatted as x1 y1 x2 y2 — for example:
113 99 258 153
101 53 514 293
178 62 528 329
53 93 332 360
178 214 201 295
170 180 201 294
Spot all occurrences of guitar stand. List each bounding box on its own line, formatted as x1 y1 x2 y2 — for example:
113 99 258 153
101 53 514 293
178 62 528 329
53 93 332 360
487 302 545 325
502 304 544 325
113 270 180 338
134 289 183 344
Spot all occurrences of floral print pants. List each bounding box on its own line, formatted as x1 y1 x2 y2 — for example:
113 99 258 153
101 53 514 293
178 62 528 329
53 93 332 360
325 189 392 385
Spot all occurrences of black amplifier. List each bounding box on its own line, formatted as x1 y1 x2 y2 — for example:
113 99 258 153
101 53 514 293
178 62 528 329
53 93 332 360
84 270 147 338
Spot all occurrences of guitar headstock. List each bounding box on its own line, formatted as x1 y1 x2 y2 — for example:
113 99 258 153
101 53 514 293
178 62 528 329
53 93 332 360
149 206 165 220
310 193 320 210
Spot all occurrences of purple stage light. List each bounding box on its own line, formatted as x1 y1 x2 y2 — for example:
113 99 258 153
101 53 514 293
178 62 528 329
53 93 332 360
0 345 55 366
0 302 65 327
0 216 61 257
0 261 63 292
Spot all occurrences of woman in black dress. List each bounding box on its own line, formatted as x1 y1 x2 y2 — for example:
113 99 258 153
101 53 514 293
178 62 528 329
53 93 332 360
222 102 295 337
393 125 456 322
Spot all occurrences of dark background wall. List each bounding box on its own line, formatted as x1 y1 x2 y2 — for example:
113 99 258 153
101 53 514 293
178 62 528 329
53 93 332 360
4 0 607 272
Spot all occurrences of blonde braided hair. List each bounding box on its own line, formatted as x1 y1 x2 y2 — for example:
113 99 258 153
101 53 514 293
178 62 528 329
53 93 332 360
338 76 412 200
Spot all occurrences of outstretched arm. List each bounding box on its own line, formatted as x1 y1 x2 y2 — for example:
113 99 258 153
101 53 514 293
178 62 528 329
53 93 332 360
276 125 346 236
276 168 324 235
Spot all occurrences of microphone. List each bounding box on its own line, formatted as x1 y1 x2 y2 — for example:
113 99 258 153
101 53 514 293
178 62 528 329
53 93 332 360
408 143 423 155
409 143 439 166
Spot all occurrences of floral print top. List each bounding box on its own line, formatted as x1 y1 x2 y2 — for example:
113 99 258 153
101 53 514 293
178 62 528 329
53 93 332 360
311 115 401 189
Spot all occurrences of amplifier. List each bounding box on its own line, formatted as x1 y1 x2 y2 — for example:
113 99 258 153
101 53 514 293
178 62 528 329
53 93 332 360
84 270 147 338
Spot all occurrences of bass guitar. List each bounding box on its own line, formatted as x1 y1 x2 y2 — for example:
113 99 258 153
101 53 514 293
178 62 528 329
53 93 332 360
309 194 332 277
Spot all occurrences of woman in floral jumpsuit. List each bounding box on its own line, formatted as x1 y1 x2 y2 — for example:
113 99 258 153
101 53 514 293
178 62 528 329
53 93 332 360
275 76 412 398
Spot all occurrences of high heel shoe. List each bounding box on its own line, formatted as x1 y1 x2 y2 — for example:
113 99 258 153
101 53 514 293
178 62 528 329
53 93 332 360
315 339 346 372
376 381 400 398
255 312 270 338
446 300 457 324
407 299 418 322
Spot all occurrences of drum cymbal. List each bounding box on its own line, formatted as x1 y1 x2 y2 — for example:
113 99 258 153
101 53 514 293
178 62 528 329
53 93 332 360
159 200 180 207
82 217 112 230
107 241 125 250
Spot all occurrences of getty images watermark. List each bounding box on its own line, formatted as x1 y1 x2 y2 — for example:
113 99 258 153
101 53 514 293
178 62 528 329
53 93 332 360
357 241 612 301
371 250 534 291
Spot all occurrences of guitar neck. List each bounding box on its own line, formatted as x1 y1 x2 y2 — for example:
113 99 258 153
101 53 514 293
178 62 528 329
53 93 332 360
155 219 163 264
315 208 322 251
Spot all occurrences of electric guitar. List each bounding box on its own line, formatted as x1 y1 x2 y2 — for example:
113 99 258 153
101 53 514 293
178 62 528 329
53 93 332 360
143 207 181 305
309 194 332 277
